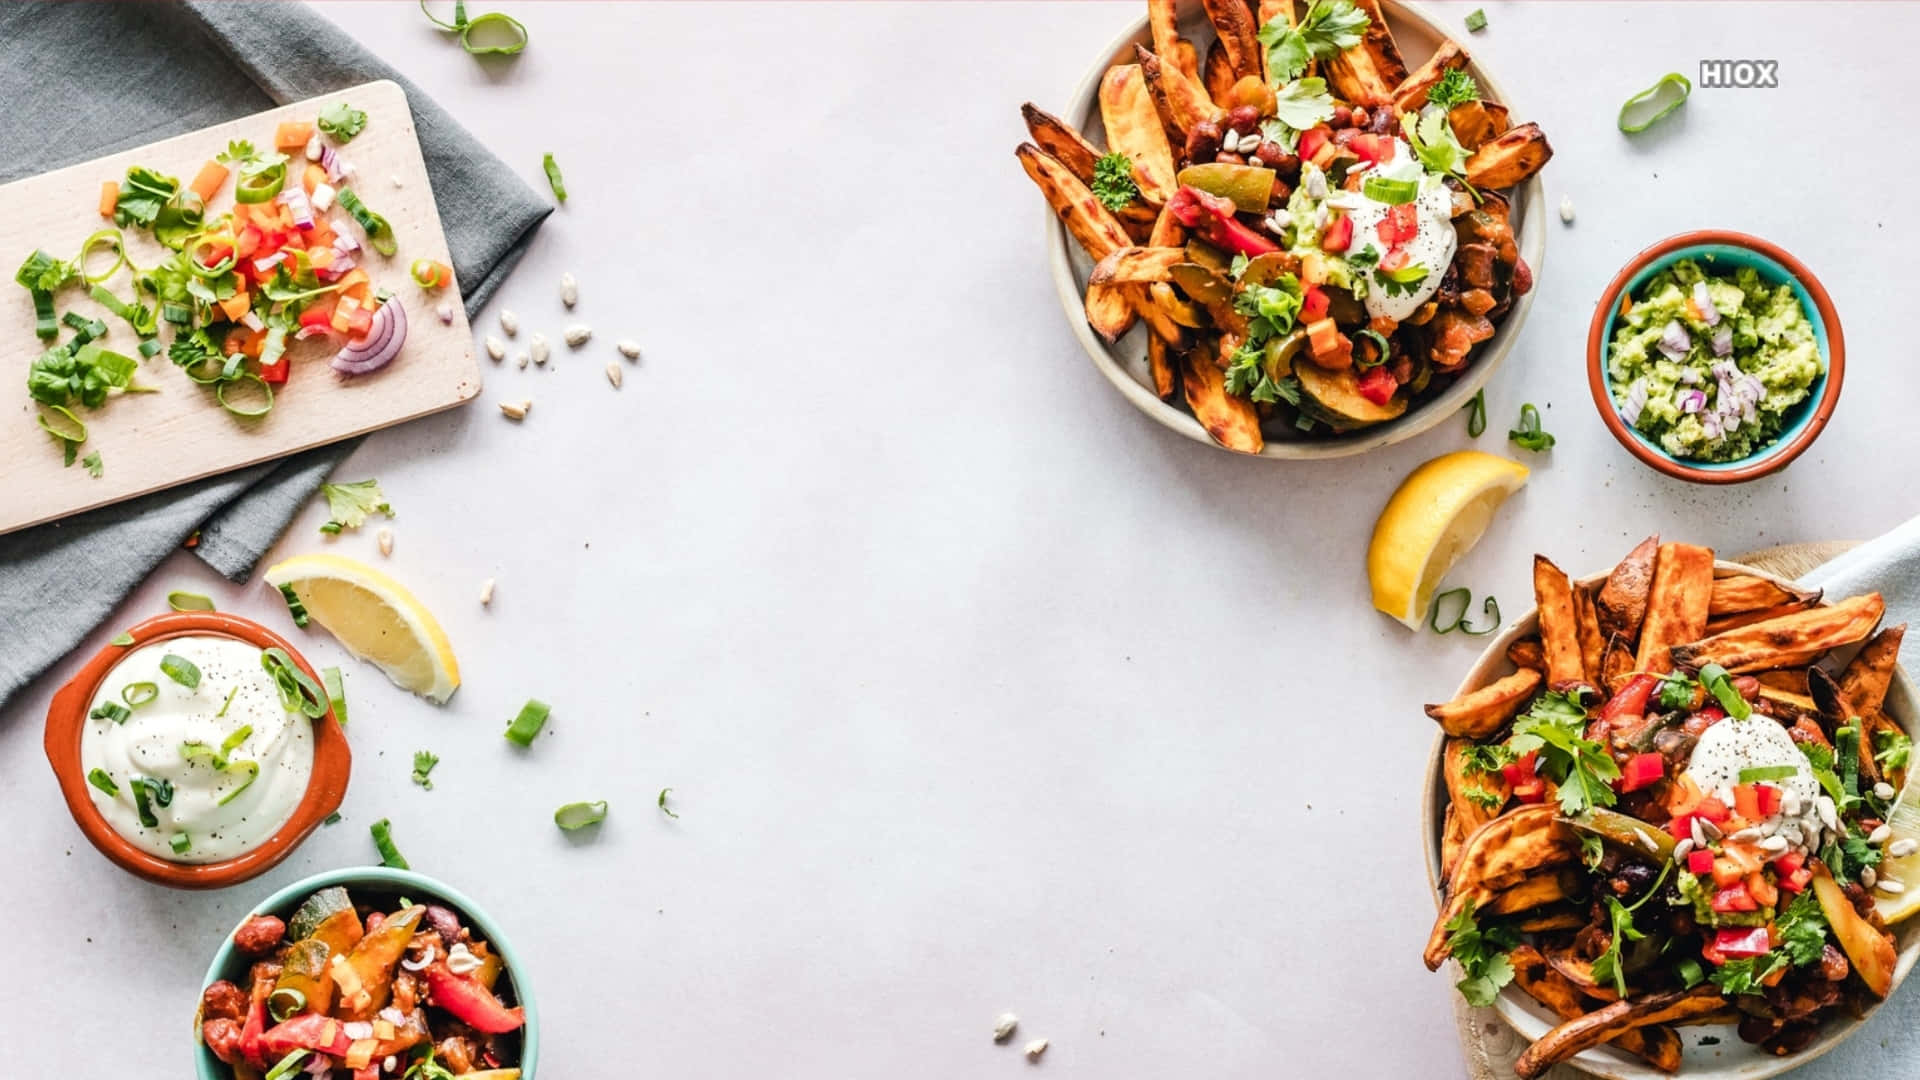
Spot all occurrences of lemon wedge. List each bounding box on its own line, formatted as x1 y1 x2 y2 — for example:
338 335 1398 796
1367 450 1530 630
1874 773 1920 924
262 553 460 703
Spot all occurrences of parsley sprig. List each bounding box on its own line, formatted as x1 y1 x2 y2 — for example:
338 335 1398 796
1427 68 1481 109
1090 151 1139 214
1259 0 1369 84
1508 691 1618 815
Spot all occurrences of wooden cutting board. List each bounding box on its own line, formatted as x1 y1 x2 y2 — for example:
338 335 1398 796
0 79 479 536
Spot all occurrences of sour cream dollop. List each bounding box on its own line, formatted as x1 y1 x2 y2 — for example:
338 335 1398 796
1323 139 1456 321
80 635 314 863
1683 714 1823 852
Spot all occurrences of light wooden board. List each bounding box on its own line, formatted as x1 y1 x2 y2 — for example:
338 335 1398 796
0 79 479 536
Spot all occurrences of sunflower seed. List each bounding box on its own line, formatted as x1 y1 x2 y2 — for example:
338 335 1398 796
1728 826 1764 844
1781 791 1802 817
1877 877 1906 895
1871 823 1893 845
305 134 323 161
1672 837 1694 861
498 399 531 420
560 272 578 308
485 335 505 362
1890 838 1918 858
1559 195 1574 224
1690 817 1708 849
390 174 404 188
1238 133 1262 154
1635 828 1659 854
564 324 592 348
1222 128 1241 147
1862 866 1878 888
515 351 529 369
499 309 519 336
1023 1039 1048 1061
377 527 393 557
1875 782 1897 801
1817 796 1839 832
479 578 495 606
616 339 641 360
436 302 454 325
530 334 549 365
1759 834 1789 854
1697 818 1722 841
993 1013 1018 1043
605 362 623 389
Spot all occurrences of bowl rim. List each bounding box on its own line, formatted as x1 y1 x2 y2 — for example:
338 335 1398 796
1419 559 1920 1079
1044 0 1548 460
194 865 540 1080
1584 229 1846 485
42 610 350 890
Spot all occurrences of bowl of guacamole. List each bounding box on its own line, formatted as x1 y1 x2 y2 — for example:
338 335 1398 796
1587 232 1843 484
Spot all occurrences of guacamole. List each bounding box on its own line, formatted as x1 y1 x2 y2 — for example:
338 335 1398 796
1607 258 1823 462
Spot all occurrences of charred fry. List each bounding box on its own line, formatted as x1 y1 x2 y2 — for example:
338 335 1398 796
1425 668 1543 739
1672 593 1885 675
1633 542 1714 674
1596 535 1659 643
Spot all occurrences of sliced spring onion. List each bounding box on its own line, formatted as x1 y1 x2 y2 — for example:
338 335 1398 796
216 760 260 806
542 152 566 202
262 1049 312 1080
323 811 343 826
1675 956 1705 989
277 583 311 628
1696 662 1752 720
159 653 202 689
221 724 253 756
1361 176 1418 205
167 590 215 611
1619 73 1691 134
658 787 678 819
419 0 468 29
1508 402 1555 452
161 300 193 325
78 228 127 284
110 632 135 646
122 681 158 707
462 11 529 55
138 338 162 358
554 800 608 830
215 685 240 718
90 701 132 724
187 235 236 277
322 666 347 724
261 648 328 718
233 161 287 204
170 832 191 855
336 189 397 256
1465 389 1486 437
409 258 453 288
87 768 118 797
182 741 222 767
1738 764 1799 783
130 775 173 827
38 405 88 446
1354 328 1391 370
216 372 274 418
371 818 410 868
267 987 307 1023
503 699 551 746
31 289 57 339
411 749 439 789
1430 588 1500 635
1464 8 1487 32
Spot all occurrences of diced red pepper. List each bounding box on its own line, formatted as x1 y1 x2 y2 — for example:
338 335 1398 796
259 353 290 384
1166 185 1279 259
1700 937 1728 967
298 303 335 333
1782 866 1814 893
1695 704 1727 726
1688 849 1715 875
1376 203 1419 247
198 242 235 272
1616 752 1665 793
1500 751 1538 788
1713 926 1772 959
422 962 525 1034
1296 126 1331 165
1599 674 1659 725
1692 796 1731 824
1348 133 1395 166
1667 813 1694 841
1754 783 1782 818
1773 850 1806 876
1512 782 1547 804
1732 784 1763 823
1355 365 1397 406
1319 213 1353 252
258 1013 354 1059
1300 284 1329 322
1711 882 1758 912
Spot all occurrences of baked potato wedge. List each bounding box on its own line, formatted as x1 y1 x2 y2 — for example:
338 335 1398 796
1391 39 1468 114
1596 535 1659 643
1513 986 1726 1079
1016 143 1132 261
1426 807 1577 969
1182 337 1264 453
1145 0 1205 99
1533 556 1585 687
1507 946 1682 1072
1146 332 1178 401
1425 668 1543 739
1671 593 1885 675
1464 122 1554 189
1322 0 1408 106
1136 44 1214 144
1840 623 1906 716
1444 736 1510 832
1089 246 1187 286
1633 542 1714 675
1710 574 1821 617
1099 64 1177 204
1506 636 1545 673
1198 0 1263 82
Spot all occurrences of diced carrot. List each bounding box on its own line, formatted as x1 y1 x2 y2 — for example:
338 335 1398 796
331 295 361 333
218 290 251 323
309 223 335 248
336 268 370 294
309 246 335 271
98 181 119 218
275 121 315 152
276 203 294 230
303 164 327 195
189 161 230 203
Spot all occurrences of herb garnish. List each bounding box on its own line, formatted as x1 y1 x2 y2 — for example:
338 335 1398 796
1590 858 1673 995
1508 403 1555 452
1708 890 1829 995
1428 68 1481 109
318 478 395 534
412 751 440 790
159 653 202 689
317 103 368 142
1509 691 1618 815
1090 151 1139 214
81 451 104 477
1259 0 1368 84
1445 899 1518 1006
1401 106 1477 194
1465 389 1486 437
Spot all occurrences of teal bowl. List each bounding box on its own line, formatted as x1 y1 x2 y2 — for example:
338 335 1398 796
1585 230 1843 484
194 866 538 1078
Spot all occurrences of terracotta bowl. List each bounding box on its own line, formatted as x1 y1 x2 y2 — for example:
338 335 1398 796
1586 230 1844 484
1421 561 1920 1078
44 611 350 889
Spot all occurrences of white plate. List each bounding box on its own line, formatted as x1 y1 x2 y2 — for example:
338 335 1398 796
1420 561 1920 1078
1046 0 1547 459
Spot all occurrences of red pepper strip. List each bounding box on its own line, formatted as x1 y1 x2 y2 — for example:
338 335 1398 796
1167 186 1278 259
1755 783 1782 817
1599 674 1659 724
423 962 525 1034
258 1014 354 1059
239 978 271 1069
1616 752 1665 793
1713 926 1772 958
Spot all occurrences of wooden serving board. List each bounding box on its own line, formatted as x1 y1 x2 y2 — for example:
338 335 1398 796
0 79 479 536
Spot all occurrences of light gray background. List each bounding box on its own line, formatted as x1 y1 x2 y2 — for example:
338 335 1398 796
4 3 1919 1076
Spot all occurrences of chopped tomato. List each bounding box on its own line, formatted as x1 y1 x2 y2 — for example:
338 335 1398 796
1712 926 1772 959
1692 797 1731 824
1500 751 1538 788
1304 317 1352 369
1600 675 1660 725
1376 203 1419 247
1378 247 1410 273
1297 126 1331 165
1746 869 1779 909
1711 882 1758 913
1754 783 1782 818
1319 213 1353 252
1773 850 1806 876
198 242 235 271
234 226 263 259
1694 704 1727 726
1301 284 1329 322
1781 866 1814 893
1687 848 1715 875
1616 753 1664 793
1348 133 1395 166
298 300 335 332
1700 938 1728 967
1355 365 1397 406
1711 857 1747 888
1732 784 1764 823
259 353 290 385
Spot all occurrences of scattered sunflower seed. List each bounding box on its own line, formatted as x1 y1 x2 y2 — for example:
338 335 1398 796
993 1014 1019 1043
499 309 519 336
616 339 641 360
1023 1038 1048 1061
1875 781 1897 801
377 527 394 557
1871 823 1893 845
1862 866 1879 888
1559 195 1575 224
499 399 531 421
605 362 623 388
391 174 404 188
1878 877 1907 895
479 578 495 606
515 351 529 369
1890 838 1918 858
560 272 578 308
435 301 454 325
564 324 592 348
530 334 550 366
485 335 505 362
305 134 324 161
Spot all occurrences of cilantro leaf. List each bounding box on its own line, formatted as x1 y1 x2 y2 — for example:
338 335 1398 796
1775 889 1829 966
411 750 439 790
16 249 76 292
1375 263 1430 298
1875 729 1912 773
317 102 369 142
1461 743 1517 777
1508 691 1618 815
1579 832 1605 870
81 450 103 478
318 479 395 534
1466 786 1506 813
1259 0 1370 84
1445 899 1519 1006
216 140 258 165
1708 954 1785 997
1271 77 1336 131
113 166 180 230
1401 106 1475 187
1589 896 1643 997
1090 151 1139 213
1427 68 1481 109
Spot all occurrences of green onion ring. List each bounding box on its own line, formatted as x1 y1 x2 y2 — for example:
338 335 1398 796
90 701 132 723
87 768 119 797
267 988 307 1023
110 632 135 646
1361 176 1418 205
217 761 260 806
1696 662 1752 719
554 800 609 830
322 666 347 724
221 724 254 757
122 681 159 708
169 832 191 855
1460 594 1500 636
419 0 468 30
37 405 88 445
503 698 551 746
261 648 328 718
1354 328 1391 370
216 373 275 418
233 161 287 204
187 235 236 277
167 590 216 612
159 653 202 689
1618 72 1691 134
371 818 410 868
77 228 127 284
263 1050 312 1080
1429 587 1500 635
462 11 529 55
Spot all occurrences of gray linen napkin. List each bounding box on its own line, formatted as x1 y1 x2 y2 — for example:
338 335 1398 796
0 1 549 709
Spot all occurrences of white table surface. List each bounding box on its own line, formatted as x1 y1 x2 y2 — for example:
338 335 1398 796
6 3 1920 1076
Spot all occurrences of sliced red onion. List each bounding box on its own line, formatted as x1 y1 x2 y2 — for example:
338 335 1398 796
1619 377 1649 425
1678 389 1706 413
303 1053 331 1074
1656 319 1691 361
1677 367 1702 385
279 185 315 230
319 143 347 183
1710 326 1733 357
240 310 264 333
252 252 285 275
377 1006 407 1026
294 325 331 341
341 1020 374 1041
1701 413 1722 439
332 228 360 255
331 297 408 375
1691 280 1719 325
